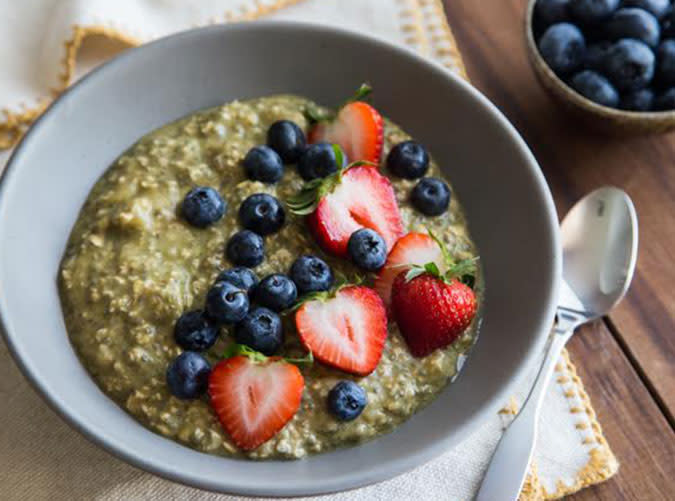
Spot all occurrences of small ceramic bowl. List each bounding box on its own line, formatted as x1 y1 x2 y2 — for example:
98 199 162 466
0 22 560 496
525 0 675 134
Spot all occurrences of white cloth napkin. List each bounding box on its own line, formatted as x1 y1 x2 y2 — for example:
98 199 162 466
0 1 617 499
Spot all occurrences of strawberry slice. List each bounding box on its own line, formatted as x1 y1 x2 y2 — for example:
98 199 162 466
289 164 404 257
307 84 384 164
208 355 304 451
295 285 387 376
374 233 444 309
308 101 384 164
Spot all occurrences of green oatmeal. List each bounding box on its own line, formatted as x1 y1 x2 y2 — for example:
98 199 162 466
58 95 481 459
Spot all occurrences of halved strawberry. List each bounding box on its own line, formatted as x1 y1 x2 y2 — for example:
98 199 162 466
208 355 304 451
374 232 444 309
295 285 387 376
289 164 404 257
308 100 384 164
307 84 384 164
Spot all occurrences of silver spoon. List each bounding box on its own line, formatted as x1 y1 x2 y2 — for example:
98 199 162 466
476 187 638 501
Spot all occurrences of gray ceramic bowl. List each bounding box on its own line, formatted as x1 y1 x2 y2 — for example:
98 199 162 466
0 22 560 496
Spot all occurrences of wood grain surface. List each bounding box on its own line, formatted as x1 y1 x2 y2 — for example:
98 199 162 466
442 0 675 499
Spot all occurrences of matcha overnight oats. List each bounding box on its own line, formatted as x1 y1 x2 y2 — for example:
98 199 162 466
59 93 481 459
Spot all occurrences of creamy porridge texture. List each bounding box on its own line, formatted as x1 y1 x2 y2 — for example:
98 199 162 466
59 95 481 459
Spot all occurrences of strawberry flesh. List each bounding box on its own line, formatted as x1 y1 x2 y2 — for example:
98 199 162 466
295 286 387 376
307 165 403 257
208 356 304 451
390 272 477 357
308 101 384 164
374 232 444 310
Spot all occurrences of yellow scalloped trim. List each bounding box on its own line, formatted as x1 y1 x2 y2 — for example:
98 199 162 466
0 0 305 150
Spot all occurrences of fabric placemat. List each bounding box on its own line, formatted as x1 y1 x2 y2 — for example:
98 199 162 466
0 1 618 499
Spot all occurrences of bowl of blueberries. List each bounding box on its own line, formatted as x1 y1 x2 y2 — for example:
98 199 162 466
527 0 675 133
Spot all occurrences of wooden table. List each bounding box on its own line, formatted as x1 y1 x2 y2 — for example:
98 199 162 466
442 1 675 499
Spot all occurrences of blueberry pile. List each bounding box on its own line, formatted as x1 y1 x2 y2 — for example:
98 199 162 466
534 0 675 111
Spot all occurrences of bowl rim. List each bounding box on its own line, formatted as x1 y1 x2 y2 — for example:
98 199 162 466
0 21 561 496
525 0 675 120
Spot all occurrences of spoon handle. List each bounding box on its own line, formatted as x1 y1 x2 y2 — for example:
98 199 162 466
475 311 582 501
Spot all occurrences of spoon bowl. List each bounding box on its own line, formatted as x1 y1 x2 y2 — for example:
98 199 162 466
561 187 639 318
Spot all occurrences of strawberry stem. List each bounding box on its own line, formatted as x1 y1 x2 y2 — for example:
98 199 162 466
223 343 315 367
343 83 373 106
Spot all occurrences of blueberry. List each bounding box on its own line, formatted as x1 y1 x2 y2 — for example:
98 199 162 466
297 143 347 181
386 141 430 179
327 381 367 421
238 193 285 236
214 267 258 294
569 0 619 24
253 274 298 312
267 120 306 164
657 39 675 86
226 230 265 268
290 255 334 295
234 307 283 355
622 0 669 19
174 310 219 351
534 0 572 31
181 187 226 228
538 23 586 75
166 352 211 400
570 70 620 107
605 8 660 48
662 7 675 38
243 146 284 184
619 88 654 110
347 229 387 271
584 41 612 71
206 280 250 324
604 39 655 91
411 177 451 216
654 87 675 109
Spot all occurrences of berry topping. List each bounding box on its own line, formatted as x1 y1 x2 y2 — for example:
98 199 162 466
347 228 387 271
288 163 404 257
289 255 334 295
386 140 430 179
206 281 250 325
307 84 384 163
234 306 284 355
253 274 298 312
166 352 211 399
391 265 478 357
243 145 284 184
297 143 347 181
174 310 219 352
411 177 451 216
181 187 226 228
239 193 286 236
214 267 259 294
209 352 304 450
267 120 306 164
295 285 387 376
327 381 367 421
374 232 444 310
226 230 265 268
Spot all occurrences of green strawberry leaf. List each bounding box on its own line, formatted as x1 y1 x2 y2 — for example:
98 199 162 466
283 351 314 367
223 343 268 363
